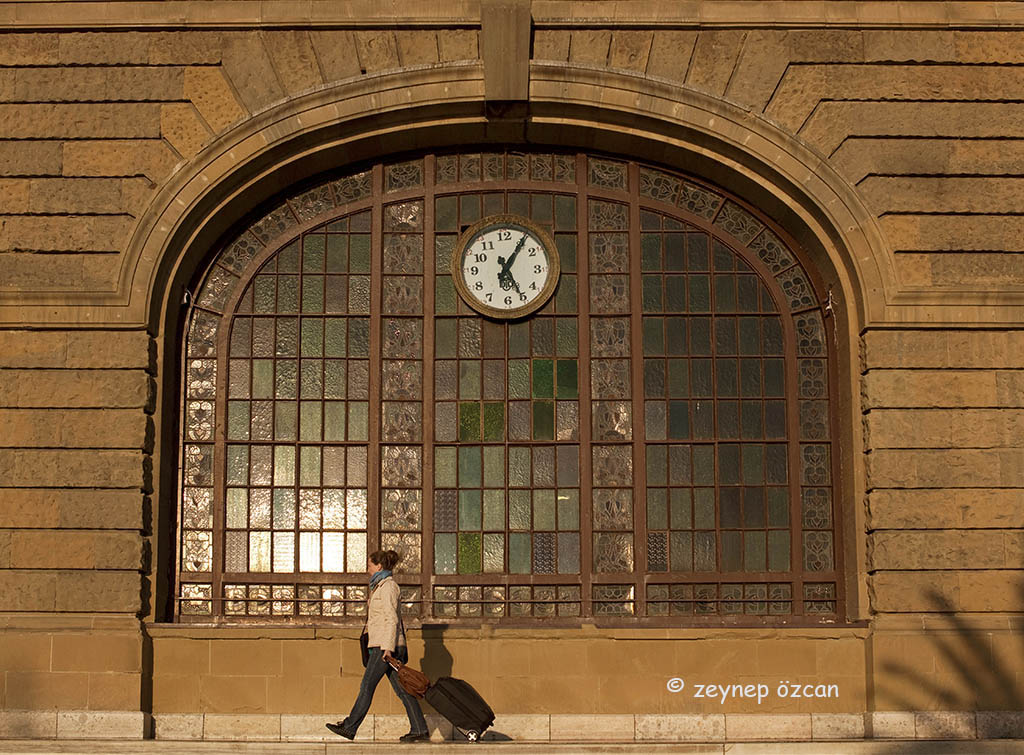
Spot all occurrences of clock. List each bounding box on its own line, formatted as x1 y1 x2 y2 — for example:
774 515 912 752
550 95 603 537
451 214 560 319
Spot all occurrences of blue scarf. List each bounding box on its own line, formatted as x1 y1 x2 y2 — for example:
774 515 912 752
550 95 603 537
369 569 392 591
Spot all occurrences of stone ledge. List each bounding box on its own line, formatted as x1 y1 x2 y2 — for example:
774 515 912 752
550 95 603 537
55 711 148 739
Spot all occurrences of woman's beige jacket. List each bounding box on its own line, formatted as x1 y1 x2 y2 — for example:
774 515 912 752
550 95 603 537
365 576 405 653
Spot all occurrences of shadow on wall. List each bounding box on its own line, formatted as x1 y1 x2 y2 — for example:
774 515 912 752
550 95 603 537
878 586 1024 713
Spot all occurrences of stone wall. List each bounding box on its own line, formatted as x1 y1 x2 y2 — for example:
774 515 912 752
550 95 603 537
0 0 1022 740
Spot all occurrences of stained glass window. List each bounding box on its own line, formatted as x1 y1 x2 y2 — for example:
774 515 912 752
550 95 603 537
175 153 840 623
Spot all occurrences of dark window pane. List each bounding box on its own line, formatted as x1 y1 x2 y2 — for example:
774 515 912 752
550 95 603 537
647 488 667 529
555 195 576 230
667 359 689 397
738 318 760 355
556 359 578 399
668 400 690 440
763 317 783 354
532 400 554 440
640 210 661 230
714 274 736 311
508 192 529 216
688 275 710 311
509 322 529 357
693 486 715 525
737 276 759 312
669 488 692 529
665 233 685 270
717 400 739 439
642 275 663 312
766 444 788 484
722 531 742 571
556 234 577 273
666 317 687 355
668 445 690 485
436 196 457 231
642 234 662 271
687 234 709 271
713 240 734 271
768 530 790 572
719 487 741 528
692 398 713 439
665 275 686 312
716 358 738 397
644 359 665 398
741 400 763 439
743 487 765 527
691 358 712 396
744 531 766 572
764 358 785 396
690 317 711 355
670 531 693 572
767 487 789 526
715 317 737 355
643 318 664 355
742 444 764 484
719 444 740 484
766 400 787 439
460 194 480 224
740 358 761 397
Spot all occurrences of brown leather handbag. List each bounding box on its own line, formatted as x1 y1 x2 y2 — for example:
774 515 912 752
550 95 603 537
384 656 430 698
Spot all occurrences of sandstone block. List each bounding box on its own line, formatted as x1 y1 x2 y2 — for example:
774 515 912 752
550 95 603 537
635 713 725 741
54 570 142 613
10 531 142 570
354 31 400 73
26 178 124 214
550 713 633 740
280 714 336 741
62 140 179 183
0 632 52 672
865 409 1024 449
686 30 746 97
959 572 1024 612
264 31 323 94
152 675 201 714
56 710 146 739
309 31 361 82
0 571 56 611
870 530 1007 570
161 103 213 160
0 104 161 139
6 671 88 709
870 571 958 612
154 713 203 740
786 30 863 62
726 713 811 740
568 30 611 66
0 34 59 66
977 711 1024 738
59 32 150 64
87 671 141 710
183 67 247 134
811 713 865 739
374 713 451 741
882 214 1024 253
867 449 1022 489
0 214 134 253
915 711 976 739
0 448 145 488
210 639 283 677
954 31 1024 63
868 489 1024 530
896 252 1024 288
533 30 569 61
646 30 700 82
220 32 285 113
0 369 152 409
487 713 549 741
199 675 269 715
608 31 653 73
0 141 62 176
861 176 1024 216
863 370 1024 407
14 66 183 103
862 30 952 62
394 31 439 66
0 179 29 213
834 137 1024 185
725 30 790 113
438 29 478 62
869 711 915 738
0 710 57 738
0 489 143 530
148 32 222 65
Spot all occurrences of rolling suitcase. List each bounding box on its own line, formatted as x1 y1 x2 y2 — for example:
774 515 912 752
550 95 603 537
424 676 495 742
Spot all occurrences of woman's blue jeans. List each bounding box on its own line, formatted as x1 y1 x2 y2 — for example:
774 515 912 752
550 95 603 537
341 646 428 736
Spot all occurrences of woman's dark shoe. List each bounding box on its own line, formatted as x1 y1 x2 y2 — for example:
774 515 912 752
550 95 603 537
325 722 356 740
399 730 430 742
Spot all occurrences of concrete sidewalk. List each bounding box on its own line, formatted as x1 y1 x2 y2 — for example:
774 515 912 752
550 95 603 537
1 741 1024 754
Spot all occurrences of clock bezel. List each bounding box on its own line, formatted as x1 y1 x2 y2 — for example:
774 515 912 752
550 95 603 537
451 213 561 320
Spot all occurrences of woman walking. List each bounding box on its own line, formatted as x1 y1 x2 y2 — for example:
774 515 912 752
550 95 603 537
326 549 430 743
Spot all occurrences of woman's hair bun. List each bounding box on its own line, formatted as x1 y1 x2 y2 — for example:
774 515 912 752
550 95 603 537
370 548 402 570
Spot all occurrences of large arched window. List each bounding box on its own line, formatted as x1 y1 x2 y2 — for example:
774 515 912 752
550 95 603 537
175 151 841 624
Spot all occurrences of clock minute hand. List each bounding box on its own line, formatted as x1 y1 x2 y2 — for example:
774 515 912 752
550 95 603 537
501 233 528 274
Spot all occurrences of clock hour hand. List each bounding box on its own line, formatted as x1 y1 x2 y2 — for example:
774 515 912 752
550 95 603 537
497 233 528 292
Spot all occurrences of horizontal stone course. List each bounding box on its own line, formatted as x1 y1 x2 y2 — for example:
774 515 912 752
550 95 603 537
871 570 1024 612
832 137 1024 184
0 489 144 529
862 370 1024 409
6 530 143 570
0 103 162 139
865 408 1024 449
0 370 152 409
868 489 1024 530
895 252 1024 288
867 448 1024 489
882 215 1024 253
863 331 1024 370
870 530 1024 570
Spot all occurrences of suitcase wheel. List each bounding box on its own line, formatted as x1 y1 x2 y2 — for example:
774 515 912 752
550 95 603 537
466 730 480 742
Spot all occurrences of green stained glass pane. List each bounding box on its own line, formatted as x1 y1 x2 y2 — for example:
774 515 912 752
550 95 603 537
670 488 692 529
508 360 530 399
435 196 457 232
435 276 457 314
302 276 324 314
275 402 296 440
647 488 667 529
532 359 553 398
227 445 249 486
254 275 276 313
324 319 346 357
324 360 345 399
436 319 456 358
509 532 531 573
350 234 370 272
557 489 579 530
303 236 325 271
459 490 482 530
668 400 689 440
665 275 686 312
273 445 295 486
509 490 531 530
435 533 456 574
458 446 481 487
227 401 249 440
348 402 368 441
459 361 481 399
299 445 320 487
458 533 482 574
665 233 685 270
300 319 322 356
742 444 764 484
459 402 481 442
250 358 272 401
556 359 578 399
533 489 556 530
768 530 790 571
278 241 299 272
435 446 457 487
642 275 662 312
693 487 715 528
670 531 693 572
556 318 578 354
324 401 345 441
483 490 505 530
555 195 576 230
646 446 667 486
275 358 296 398
483 532 505 573
483 445 504 487
349 319 370 357
556 275 577 314
508 448 531 487
744 531 766 572
226 488 247 529
326 234 347 273
641 233 661 271
722 531 742 572
532 400 554 440
643 318 664 355
299 401 322 441
688 275 710 311
482 402 504 441
556 234 577 273
509 322 530 357
278 276 299 313
300 360 322 399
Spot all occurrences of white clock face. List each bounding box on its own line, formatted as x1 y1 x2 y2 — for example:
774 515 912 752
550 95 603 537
455 218 558 318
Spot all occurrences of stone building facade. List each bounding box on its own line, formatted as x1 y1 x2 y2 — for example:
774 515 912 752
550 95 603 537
0 0 1022 744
